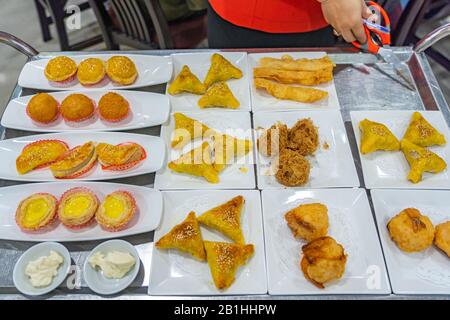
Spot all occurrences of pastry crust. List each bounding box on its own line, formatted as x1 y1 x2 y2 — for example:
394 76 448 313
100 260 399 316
106 56 138 85
98 92 130 122
285 203 329 241
403 112 446 147
44 56 77 82
171 113 212 149
96 190 136 232
26 93 59 124
16 140 69 175
16 193 58 231
359 119 400 154
58 187 99 229
168 65 205 95
198 82 240 109
212 133 251 172
50 141 98 179
77 58 106 85
60 94 95 122
204 53 243 88
96 142 146 171
434 221 450 257
254 78 328 103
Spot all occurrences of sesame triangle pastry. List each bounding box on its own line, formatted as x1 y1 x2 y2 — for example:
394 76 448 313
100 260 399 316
204 53 243 88
168 142 219 183
400 139 447 183
403 112 446 147
168 65 206 95
155 211 206 261
198 82 240 109
171 113 213 149
204 241 254 290
359 119 400 154
198 195 245 244
212 133 252 172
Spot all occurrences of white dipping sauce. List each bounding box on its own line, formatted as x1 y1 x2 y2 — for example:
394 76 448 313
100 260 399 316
25 250 64 288
89 251 136 279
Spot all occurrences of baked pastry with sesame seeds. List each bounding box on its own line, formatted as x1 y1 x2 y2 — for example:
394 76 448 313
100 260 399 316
359 119 400 154
403 112 446 147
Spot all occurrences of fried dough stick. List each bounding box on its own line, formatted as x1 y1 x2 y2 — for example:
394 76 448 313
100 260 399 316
259 56 335 72
254 78 328 103
254 67 333 86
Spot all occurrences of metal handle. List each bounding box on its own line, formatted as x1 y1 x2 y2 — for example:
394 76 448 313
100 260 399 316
0 31 39 58
414 23 450 53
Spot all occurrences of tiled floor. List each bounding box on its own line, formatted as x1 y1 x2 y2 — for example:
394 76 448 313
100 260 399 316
0 1 448 114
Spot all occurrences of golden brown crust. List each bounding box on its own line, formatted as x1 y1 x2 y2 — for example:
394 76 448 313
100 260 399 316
434 221 450 257
285 203 328 241
77 58 106 85
50 141 97 178
257 123 288 157
254 78 328 103
16 140 69 175
276 149 310 187
98 92 130 122
168 65 205 95
287 118 319 156
60 94 95 122
106 56 138 85
44 56 77 82
253 67 333 86
26 93 59 124
203 53 243 88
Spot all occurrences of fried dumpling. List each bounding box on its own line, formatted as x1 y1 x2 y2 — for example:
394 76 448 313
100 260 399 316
401 139 447 183
204 241 254 290
198 82 240 109
168 142 219 183
168 65 206 95
198 195 245 244
403 112 446 147
359 119 400 154
155 211 206 261
171 113 213 149
212 133 252 172
204 53 243 88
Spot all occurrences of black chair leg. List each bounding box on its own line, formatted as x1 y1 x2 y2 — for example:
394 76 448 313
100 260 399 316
34 0 52 42
45 0 71 51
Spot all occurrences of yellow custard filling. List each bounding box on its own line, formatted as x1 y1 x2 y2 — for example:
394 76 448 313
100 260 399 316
102 196 125 219
23 199 49 227
63 195 92 218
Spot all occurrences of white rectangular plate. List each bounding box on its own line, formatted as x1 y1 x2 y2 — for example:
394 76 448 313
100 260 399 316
1 90 170 132
0 181 162 242
0 132 165 181
248 52 339 112
262 188 391 295
254 110 359 189
149 190 267 295
154 111 255 189
167 52 251 111
18 54 172 90
371 189 450 295
350 110 450 189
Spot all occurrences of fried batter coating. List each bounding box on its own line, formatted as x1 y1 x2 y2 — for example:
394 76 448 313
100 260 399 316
301 236 347 289
275 149 310 187
287 118 319 156
285 203 328 241
403 112 446 147
254 67 333 86
387 208 435 253
254 78 328 103
434 221 450 257
259 55 335 72
257 123 288 157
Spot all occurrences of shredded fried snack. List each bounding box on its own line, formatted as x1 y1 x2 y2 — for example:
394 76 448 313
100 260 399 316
254 67 333 86
204 53 243 88
198 82 240 109
259 55 335 72
287 118 319 156
257 123 288 157
254 78 328 103
168 65 206 95
276 149 310 187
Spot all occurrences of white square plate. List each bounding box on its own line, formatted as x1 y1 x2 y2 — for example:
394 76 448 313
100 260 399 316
254 110 359 189
262 188 391 295
371 189 450 295
167 52 251 111
154 111 255 190
350 110 450 189
248 52 340 112
149 190 267 295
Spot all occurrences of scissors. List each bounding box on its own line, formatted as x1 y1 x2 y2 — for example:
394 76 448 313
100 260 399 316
351 1 415 90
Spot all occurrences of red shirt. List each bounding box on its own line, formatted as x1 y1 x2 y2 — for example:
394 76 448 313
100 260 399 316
209 0 328 33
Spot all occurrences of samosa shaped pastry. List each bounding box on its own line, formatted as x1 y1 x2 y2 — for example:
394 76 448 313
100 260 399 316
171 113 213 149
403 112 446 147
198 82 240 109
204 241 254 290
168 65 206 95
204 53 243 88
359 119 400 154
168 142 219 183
198 195 245 243
401 138 447 183
155 211 206 261
212 133 252 172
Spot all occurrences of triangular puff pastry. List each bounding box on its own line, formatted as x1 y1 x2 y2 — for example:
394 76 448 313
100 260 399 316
198 82 240 109
155 211 206 261
212 134 252 172
204 53 243 88
171 113 213 149
168 65 206 95
401 139 447 183
403 112 446 147
359 119 400 154
204 241 254 290
198 195 245 243
168 142 219 183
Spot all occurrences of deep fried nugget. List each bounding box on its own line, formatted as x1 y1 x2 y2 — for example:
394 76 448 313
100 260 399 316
285 203 328 241
359 119 400 154
198 82 240 109
403 112 446 147
257 122 288 157
276 149 310 187
287 118 319 156
204 53 243 88
434 221 450 257
301 236 347 289
168 65 206 95
253 67 333 86
254 78 328 103
387 208 435 253
259 55 335 72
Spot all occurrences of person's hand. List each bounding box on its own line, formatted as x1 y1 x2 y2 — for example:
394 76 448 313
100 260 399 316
319 0 374 43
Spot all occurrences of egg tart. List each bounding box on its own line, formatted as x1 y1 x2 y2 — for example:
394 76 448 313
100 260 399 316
50 141 98 179
16 193 58 231
58 187 99 229
77 58 106 85
96 142 146 171
106 56 138 85
60 94 95 122
44 56 78 83
16 140 69 175
26 93 59 124
96 191 137 231
98 92 130 122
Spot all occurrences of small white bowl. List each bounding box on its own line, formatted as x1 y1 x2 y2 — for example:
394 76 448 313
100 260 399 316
13 242 71 296
83 239 140 295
